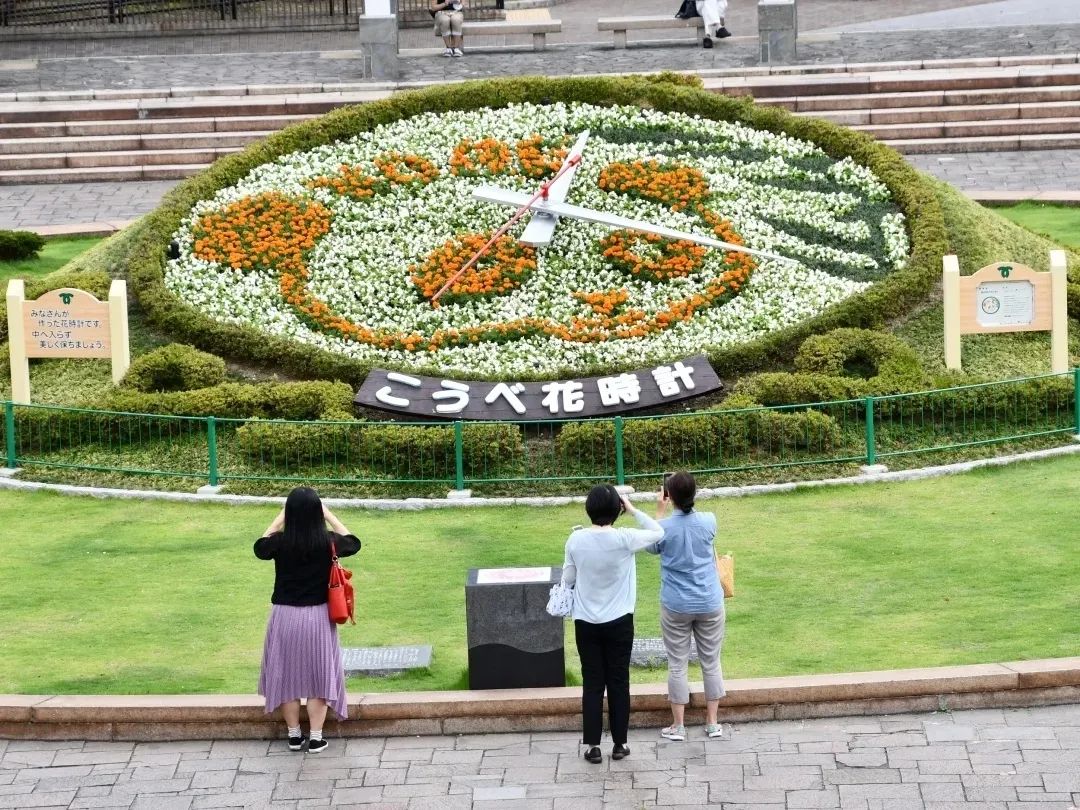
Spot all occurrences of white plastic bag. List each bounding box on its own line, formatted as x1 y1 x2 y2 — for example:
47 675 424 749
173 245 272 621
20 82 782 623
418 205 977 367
546 582 574 618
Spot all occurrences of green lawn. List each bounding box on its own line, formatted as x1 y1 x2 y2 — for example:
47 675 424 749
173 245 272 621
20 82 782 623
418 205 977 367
0 237 104 285
1 453 1078 695
993 202 1080 249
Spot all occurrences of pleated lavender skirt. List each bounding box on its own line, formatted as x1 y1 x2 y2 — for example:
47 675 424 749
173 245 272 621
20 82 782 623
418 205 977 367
258 604 348 721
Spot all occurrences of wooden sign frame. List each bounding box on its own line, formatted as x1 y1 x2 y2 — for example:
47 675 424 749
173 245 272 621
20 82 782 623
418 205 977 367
943 251 1069 373
6 279 130 404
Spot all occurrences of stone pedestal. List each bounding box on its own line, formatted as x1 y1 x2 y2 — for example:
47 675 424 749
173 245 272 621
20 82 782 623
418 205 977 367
758 0 797 64
465 567 565 690
358 13 399 81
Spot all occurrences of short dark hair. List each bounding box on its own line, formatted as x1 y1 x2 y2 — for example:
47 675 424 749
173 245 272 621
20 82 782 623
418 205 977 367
585 484 622 526
666 471 696 513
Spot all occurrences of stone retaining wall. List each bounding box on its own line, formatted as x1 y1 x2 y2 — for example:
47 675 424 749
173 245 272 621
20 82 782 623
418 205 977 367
3 659 1079 742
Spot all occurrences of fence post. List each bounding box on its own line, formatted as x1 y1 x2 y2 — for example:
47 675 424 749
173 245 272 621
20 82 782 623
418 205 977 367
453 420 465 491
4 401 15 469
863 396 876 466
1074 367 1080 438
207 416 219 487
613 416 626 486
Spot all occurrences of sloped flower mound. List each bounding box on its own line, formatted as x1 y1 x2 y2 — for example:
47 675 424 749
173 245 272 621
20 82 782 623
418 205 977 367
166 102 910 377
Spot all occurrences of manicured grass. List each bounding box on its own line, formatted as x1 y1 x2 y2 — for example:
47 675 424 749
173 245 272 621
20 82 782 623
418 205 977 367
0 237 104 285
1 453 1079 695
993 202 1080 249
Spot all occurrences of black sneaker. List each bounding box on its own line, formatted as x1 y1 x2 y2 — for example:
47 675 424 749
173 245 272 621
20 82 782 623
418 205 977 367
307 738 328 754
612 743 630 760
702 36 713 49
717 26 732 38
287 734 307 752
583 745 602 764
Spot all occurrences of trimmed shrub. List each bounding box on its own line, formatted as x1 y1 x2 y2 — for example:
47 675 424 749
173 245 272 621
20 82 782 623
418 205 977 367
99 380 353 419
0 230 45 261
121 344 226 393
233 417 357 467
794 328 926 393
356 422 524 480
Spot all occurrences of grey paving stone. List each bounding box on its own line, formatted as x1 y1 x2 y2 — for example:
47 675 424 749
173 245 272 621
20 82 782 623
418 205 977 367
0 790 77 808
273 778 335 799
130 798 192 809
330 786 386 804
473 784 527 800
656 784 709 805
918 783 965 802
837 753 888 768
924 725 978 743
746 768 825 791
382 782 450 798
363 768 407 786
826 770 902 786
786 787 841 808
917 761 973 776
837 783 921 801
190 791 274 808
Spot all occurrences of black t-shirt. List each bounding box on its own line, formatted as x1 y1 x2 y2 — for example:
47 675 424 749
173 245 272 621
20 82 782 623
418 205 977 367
254 531 361 606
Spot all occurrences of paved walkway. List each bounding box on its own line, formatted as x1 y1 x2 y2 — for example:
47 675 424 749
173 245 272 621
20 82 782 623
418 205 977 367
4 150 1080 231
3 703 1080 809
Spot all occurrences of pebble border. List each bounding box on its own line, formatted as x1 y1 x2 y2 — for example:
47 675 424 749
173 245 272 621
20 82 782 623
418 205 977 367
1 440 1077 510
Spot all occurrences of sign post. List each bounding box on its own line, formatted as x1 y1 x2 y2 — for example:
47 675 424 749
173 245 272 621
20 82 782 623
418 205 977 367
6 279 130 404
943 251 1069 374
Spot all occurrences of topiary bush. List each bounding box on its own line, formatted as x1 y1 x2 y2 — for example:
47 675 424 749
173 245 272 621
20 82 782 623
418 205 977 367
0 230 45 261
121 344 227 393
99 380 353 419
794 328 926 393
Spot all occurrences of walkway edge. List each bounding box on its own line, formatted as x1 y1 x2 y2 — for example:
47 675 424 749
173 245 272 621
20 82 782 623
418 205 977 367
3 658 1080 741
0 442 1077 509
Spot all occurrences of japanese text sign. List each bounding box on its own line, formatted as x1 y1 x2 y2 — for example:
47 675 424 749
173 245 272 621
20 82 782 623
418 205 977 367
355 355 722 420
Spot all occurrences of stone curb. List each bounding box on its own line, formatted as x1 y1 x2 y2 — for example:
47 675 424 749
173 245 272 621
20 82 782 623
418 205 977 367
3 657 1080 740
0 441 1077 510
29 220 137 239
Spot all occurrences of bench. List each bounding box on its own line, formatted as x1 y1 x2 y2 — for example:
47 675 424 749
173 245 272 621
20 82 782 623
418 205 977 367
460 19 562 52
597 15 705 49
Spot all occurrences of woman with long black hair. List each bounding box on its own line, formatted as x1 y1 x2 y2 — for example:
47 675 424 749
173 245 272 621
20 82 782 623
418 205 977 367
255 486 360 753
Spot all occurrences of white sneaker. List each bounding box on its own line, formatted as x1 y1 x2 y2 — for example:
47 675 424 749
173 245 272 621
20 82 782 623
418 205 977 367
452 48 464 57
661 724 686 741
705 723 723 739
442 48 453 57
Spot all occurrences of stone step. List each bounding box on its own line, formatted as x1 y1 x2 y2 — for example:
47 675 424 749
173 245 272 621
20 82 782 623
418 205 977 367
0 91 388 125
719 64 1080 99
750 84 1080 113
0 130 273 155
0 164 209 184
0 113 316 139
0 147 241 171
855 117 1080 140
801 99 1080 126
886 133 1080 154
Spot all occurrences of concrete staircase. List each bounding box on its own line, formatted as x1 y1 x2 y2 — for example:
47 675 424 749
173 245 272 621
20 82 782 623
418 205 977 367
1 54 1079 184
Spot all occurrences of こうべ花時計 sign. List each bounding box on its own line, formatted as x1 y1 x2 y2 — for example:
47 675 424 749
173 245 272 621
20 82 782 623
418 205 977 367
942 252 1069 374
6 280 130 404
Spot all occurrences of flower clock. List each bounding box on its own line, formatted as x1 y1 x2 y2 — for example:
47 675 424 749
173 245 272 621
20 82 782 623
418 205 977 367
167 102 910 377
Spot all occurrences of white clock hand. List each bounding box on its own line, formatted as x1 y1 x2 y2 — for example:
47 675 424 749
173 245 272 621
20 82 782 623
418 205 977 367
518 130 590 247
473 186 797 265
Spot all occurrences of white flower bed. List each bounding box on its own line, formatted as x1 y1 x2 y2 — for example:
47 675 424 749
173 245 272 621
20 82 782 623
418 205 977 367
166 102 910 377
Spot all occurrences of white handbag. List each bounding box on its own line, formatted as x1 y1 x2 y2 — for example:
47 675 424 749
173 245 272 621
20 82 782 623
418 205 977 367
546 582 574 618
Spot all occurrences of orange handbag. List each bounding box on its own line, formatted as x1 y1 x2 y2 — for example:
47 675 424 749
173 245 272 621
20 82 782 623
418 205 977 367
328 542 355 625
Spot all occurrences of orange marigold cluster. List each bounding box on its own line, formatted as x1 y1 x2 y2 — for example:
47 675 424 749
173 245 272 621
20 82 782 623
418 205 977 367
373 152 440 186
450 136 570 179
191 192 330 275
598 160 710 212
450 138 514 177
574 288 629 316
599 230 708 282
409 232 537 306
307 152 440 201
515 135 569 179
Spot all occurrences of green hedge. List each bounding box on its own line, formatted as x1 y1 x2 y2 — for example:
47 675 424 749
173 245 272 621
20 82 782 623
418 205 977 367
234 418 525 480
64 75 947 384
121 344 227 393
557 408 842 470
0 230 45 261
99 380 352 419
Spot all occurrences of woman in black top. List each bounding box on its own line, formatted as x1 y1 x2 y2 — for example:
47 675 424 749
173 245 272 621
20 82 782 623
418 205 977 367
255 487 360 754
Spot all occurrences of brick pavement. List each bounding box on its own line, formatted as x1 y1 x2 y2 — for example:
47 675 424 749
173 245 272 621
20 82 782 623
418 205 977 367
5 150 1080 232
4 704 1080 808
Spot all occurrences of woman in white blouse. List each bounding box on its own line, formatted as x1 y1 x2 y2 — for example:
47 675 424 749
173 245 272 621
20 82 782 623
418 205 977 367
562 485 663 764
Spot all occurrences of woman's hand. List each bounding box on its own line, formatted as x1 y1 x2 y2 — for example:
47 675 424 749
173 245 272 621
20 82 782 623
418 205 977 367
264 507 285 536
656 487 671 518
619 494 635 515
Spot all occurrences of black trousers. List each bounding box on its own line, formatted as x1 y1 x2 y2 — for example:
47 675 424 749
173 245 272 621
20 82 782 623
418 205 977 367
574 613 634 746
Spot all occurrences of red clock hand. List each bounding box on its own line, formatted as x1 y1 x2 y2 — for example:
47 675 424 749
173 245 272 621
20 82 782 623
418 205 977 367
429 154 582 306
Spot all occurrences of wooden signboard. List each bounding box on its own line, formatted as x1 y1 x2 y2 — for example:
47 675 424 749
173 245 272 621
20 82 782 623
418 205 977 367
942 251 1069 373
6 279 130 404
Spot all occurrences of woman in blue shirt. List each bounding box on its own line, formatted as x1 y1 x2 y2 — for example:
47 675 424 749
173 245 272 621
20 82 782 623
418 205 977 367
649 471 725 740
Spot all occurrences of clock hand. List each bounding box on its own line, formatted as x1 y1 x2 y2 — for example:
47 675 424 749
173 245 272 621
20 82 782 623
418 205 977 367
519 130 590 247
473 186 798 265
429 153 584 305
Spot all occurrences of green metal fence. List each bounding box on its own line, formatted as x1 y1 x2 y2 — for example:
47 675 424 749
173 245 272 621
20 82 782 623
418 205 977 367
2 369 1078 493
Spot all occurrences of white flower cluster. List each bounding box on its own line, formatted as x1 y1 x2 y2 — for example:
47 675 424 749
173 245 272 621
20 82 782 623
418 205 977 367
165 102 909 377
